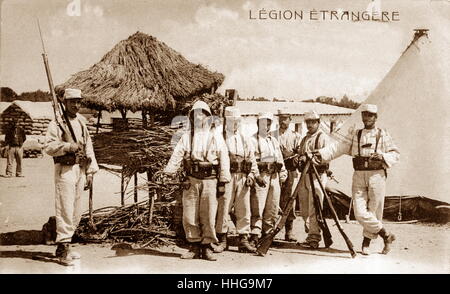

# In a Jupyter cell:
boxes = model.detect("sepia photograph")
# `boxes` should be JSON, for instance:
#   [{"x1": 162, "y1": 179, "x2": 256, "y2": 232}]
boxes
[{"x1": 0, "y1": 0, "x2": 449, "y2": 278}]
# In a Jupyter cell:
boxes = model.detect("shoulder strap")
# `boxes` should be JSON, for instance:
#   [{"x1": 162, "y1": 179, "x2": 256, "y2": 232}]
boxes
[
  {"x1": 239, "y1": 132, "x2": 246, "y2": 160},
  {"x1": 375, "y1": 128, "x2": 381, "y2": 153},
  {"x1": 357, "y1": 129, "x2": 363, "y2": 156},
  {"x1": 299, "y1": 136, "x2": 307, "y2": 154},
  {"x1": 257, "y1": 136, "x2": 261, "y2": 156},
  {"x1": 189, "y1": 124, "x2": 194, "y2": 159},
  {"x1": 78, "y1": 119, "x2": 86, "y2": 143},
  {"x1": 314, "y1": 132, "x2": 322, "y2": 150}
]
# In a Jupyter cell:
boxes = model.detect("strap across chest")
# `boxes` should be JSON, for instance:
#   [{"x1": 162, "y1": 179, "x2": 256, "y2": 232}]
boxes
[{"x1": 357, "y1": 128, "x2": 381, "y2": 156}]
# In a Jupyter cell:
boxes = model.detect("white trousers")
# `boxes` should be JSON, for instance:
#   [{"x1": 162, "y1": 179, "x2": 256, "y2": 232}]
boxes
[
  {"x1": 216, "y1": 172, "x2": 251, "y2": 235},
  {"x1": 182, "y1": 176, "x2": 219, "y2": 244},
  {"x1": 298, "y1": 172, "x2": 328, "y2": 242},
  {"x1": 352, "y1": 170, "x2": 386, "y2": 239},
  {"x1": 250, "y1": 172, "x2": 281, "y2": 236},
  {"x1": 54, "y1": 163, "x2": 86, "y2": 243}
]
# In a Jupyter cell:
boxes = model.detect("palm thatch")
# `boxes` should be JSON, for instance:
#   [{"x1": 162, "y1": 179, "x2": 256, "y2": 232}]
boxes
[{"x1": 56, "y1": 32, "x2": 224, "y2": 113}]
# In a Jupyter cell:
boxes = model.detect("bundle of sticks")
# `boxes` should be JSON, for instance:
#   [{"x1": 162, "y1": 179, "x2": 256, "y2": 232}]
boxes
[
  {"x1": 92, "y1": 125, "x2": 176, "y2": 178},
  {"x1": 74, "y1": 180, "x2": 184, "y2": 247}
]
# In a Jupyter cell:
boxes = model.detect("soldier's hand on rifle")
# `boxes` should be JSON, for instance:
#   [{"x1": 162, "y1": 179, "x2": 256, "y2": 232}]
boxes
[
  {"x1": 84, "y1": 174, "x2": 93, "y2": 191},
  {"x1": 294, "y1": 155, "x2": 306, "y2": 167},
  {"x1": 255, "y1": 175, "x2": 266, "y2": 188},
  {"x1": 245, "y1": 176, "x2": 255, "y2": 187},
  {"x1": 307, "y1": 151, "x2": 322, "y2": 165}
]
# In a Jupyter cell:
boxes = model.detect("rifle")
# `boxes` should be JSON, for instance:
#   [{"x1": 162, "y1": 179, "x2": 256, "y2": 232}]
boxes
[
  {"x1": 256, "y1": 160, "x2": 310, "y2": 256},
  {"x1": 38, "y1": 19, "x2": 97, "y2": 225},
  {"x1": 310, "y1": 161, "x2": 357, "y2": 258},
  {"x1": 308, "y1": 171, "x2": 333, "y2": 248},
  {"x1": 37, "y1": 18, "x2": 77, "y2": 143}
]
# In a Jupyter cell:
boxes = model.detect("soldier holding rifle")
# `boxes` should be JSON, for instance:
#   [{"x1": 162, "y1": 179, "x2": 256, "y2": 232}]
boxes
[
  {"x1": 276, "y1": 110, "x2": 303, "y2": 242},
  {"x1": 44, "y1": 89, "x2": 99, "y2": 266},
  {"x1": 296, "y1": 111, "x2": 331, "y2": 249}
]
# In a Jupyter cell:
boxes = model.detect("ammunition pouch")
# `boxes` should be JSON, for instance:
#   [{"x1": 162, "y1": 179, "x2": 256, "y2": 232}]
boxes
[
  {"x1": 352, "y1": 156, "x2": 385, "y2": 171},
  {"x1": 257, "y1": 161, "x2": 282, "y2": 174},
  {"x1": 284, "y1": 157, "x2": 298, "y2": 171},
  {"x1": 185, "y1": 160, "x2": 219, "y2": 179},
  {"x1": 54, "y1": 152, "x2": 91, "y2": 166},
  {"x1": 230, "y1": 160, "x2": 252, "y2": 174}
]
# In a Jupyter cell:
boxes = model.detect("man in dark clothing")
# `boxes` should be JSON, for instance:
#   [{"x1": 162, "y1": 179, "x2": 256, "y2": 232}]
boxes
[{"x1": 5, "y1": 120, "x2": 26, "y2": 177}]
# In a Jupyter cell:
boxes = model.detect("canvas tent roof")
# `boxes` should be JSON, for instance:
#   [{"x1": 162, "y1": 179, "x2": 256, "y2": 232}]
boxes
[
  {"x1": 5, "y1": 101, "x2": 54, "y2": 120},
  {"x1": 329, "y1": 28, "x2": 450, "y2": 203}
]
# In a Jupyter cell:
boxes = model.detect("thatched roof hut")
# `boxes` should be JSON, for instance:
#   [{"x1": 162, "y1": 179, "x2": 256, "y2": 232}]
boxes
[{"x1": 56, "y1": 32, "x2": 224, "y2": 115}]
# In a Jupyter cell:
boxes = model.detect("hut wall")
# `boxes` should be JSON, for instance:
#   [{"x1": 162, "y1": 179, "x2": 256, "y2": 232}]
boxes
[{"x1": 0, "y1": 105, "x2": 51, "y2": 136}]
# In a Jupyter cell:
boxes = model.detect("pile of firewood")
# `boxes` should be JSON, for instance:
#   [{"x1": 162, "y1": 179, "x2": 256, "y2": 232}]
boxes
[
  {"x1": 92, "y1": 125, "x2": 176, "y2": 178},
  {"x1": 74, "y1": 180, "x2": 184, "y2": 247}
]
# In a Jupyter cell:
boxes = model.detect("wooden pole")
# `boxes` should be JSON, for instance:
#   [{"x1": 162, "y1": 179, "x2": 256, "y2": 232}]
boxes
[
  {"x1": 95, "y1": 110, "x2": 101, "y2": 134},
  {"x1": 147, "y1": 170, "x2": 155, "y2": 227},
  {"x1": 149, "y1": 113, "x2": 154, "y2": 127},
  {"x1": 134, "y1": 172, "x2": 138, "y2": 203},
  {"x1": 120, "y1": 108, "x2": 127, "y2": 119},
  {"x1": 120, "y1": 167, "x2": 125, "y2": 206},
  {"x1": 88, "y1": 178, "x2": 96, "y2": 230},
  {"x1": 142, "y1": 109, "x2": 147, "y2": 129}
]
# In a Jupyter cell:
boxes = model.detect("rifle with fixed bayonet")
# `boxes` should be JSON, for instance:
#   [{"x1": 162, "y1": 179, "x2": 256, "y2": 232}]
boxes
[
  {"x1": 37, "y1": 18, "x2": 77, "y2": 143},
  {"x1": 38, "y1": 19, "x2": 96, "y2": 229}
]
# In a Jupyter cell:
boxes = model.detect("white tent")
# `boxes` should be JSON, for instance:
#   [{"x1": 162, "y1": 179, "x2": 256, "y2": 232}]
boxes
[{"x1": 330, "y1": 28, "x2": 450, "y2": 204}]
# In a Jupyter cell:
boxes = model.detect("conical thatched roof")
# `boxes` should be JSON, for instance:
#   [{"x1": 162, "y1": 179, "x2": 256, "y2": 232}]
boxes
[{"x1": 56, "y1": 32, "x2": 224, "y2": 112}]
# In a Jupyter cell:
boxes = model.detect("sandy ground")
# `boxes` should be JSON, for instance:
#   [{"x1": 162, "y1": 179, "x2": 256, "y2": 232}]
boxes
[{"x1": 0, "y1": 156, "x2": 449, "y2": 274}]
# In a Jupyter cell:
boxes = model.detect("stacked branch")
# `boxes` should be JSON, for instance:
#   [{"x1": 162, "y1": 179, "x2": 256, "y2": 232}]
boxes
[
  {"x1": 92, "y1": 125, "x2": 176, "y2": 178},
  {"x1": 74, "y1": 200, "x2": 177, "y2": 246},
  {"x1": 74, "y1": 180, "x2": 184, "y2": 247}
]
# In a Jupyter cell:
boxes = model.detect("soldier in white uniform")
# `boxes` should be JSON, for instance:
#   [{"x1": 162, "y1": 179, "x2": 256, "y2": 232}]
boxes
[
  {"x1": 44, "y1": 88, "x2": 99, "y2": 266},
  {"x1": 214, "y1": 107, "x2": 260, "y2": 253},
  {"x1": 249, "y1": 112, "x2": 288, "y2": 247},
  {"x1": 276, "y1": 110, "x2": 302, "y2": 242},
  {"x1": 164, "y1": 101, "x2": 231, "y2": 261},
  {"x1": 296, "y1": 111, "x2": 330, "y2": 249},
  {"x1": 316, "y1": 104, "x2": 399, "y2": 255}
]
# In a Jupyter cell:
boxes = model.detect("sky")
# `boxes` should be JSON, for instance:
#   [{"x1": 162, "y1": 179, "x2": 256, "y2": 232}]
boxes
[{"x1": 0, "y1": 0, "x2": 448, "y2": 101}]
